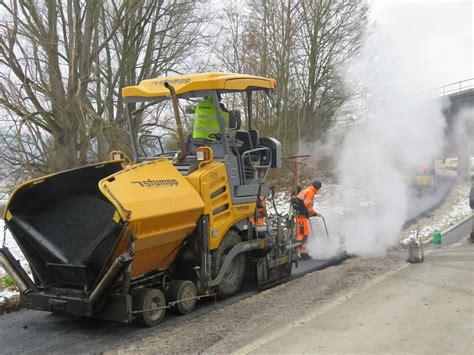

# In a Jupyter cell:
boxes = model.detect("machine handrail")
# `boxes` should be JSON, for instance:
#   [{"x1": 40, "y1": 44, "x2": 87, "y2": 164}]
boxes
[{"x1": 241, "y1": 147, "x2": 272, "y2": 185}]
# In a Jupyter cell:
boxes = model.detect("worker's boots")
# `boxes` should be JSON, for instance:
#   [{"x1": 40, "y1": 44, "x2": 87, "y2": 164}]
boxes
[{"x1": 298, "y1": 237, "x2": 311, "y2": 259}]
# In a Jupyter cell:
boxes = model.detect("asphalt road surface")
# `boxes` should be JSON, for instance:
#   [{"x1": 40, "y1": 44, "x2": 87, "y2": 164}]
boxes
[
  {"x1": 0, "y1": 251, "x2": 346, "y2": 353},
  {"x1": 241, "y1": 220, "x2": 473, "y2": 354}
]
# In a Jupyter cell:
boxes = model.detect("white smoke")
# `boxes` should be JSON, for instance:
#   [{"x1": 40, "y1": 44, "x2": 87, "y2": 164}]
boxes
[
  {"x1": 335, "y1": 99, "x2": 446, "y2": 256},
  {"x1": 306, "y1": 6, "x2": 452, "y2": 257},
  {"x1": 452, "y1": 107, "x2": 474, "y2": 179},
  {"x1": 308, "y1": 232, "x2": 343, "y2": 260}
]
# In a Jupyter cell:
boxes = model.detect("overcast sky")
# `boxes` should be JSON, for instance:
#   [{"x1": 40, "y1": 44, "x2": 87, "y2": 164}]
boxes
[
  {"x1": 0, "y1": 0, "x2": 471, "y2": 92},
  {"x1": 370, "y1": 0, "x2": 473, "y2": 91}
]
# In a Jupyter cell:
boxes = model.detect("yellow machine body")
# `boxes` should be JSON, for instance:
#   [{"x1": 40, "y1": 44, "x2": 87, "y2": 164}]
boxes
[
  {"x1": 100, "y1": 158, "x2": 256, "y2": 276},
  {"x1": 186, "y1": 161, "x2": 256, "y2": 251},
  {"x1": 99, "y1": 159, "x2": 204, "y2": 277}
]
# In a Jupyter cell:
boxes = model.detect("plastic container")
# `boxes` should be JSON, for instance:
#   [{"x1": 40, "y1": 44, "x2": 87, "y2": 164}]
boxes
[{"x1": 432, "y1": 230, "x2": 442, "y2": 244}]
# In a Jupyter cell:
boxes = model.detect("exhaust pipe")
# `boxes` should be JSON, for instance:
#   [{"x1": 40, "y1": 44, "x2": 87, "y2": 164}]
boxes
[
  {"x1": 0, "y1": 247, "x2": 34, "y2": 293},
  {"x1": 89, "y1": 253, "x2": 132, "y2": 304},
  {"x1": 164, "y1": 82, "x2": 188, "y2": 160}
]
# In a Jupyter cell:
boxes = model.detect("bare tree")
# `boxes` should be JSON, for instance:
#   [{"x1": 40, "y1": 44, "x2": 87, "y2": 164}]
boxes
[
  {"x1": 0, "y1": 0, "x2": 207, "y2": 180},
  {"x1": 215, "y1": 0, "x2": 368, "y2": 153},
  {"x1": 295, "y1": 0, "x2": 368, "y2": 141}
]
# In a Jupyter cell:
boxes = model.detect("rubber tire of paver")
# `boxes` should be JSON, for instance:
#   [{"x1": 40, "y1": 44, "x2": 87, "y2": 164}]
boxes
[
  {"x1": 133, "y1": 288, "x2": 166, "y2": 327},
  {"x1": 212, "y1": 230, "x2": 246, "y2": 298},
  {"x1": 166, "y1": 280, "x2": 197, "y2": 315}
]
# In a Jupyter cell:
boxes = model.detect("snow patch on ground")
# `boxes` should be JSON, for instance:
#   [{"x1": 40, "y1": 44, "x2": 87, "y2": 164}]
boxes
[
  {"x1": 0, "y1": 219, "x2": 30, "y2": 278},
  {"x1": 267, "y1": 183, "x2": 364, "y2": 218},
  {"x1": 0, "y1": 289, "x2": 18, "y2": 303},
  {"x1": 0, "y1": 219, "x2": 29, "y2": 308}
]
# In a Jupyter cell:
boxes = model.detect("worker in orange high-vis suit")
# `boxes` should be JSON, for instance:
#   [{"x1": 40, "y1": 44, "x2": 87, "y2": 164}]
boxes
[
  {"x1": 251, "y1": 194, "x2": 267, "y2": 226},
  {"x1": 295, "y1": 180, "x2": 322, "y2": 255}
]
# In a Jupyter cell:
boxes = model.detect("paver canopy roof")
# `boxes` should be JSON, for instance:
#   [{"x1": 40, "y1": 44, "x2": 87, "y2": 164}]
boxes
[{"x1": 122, "y1": 72, "x2": 276, "y2": 99}]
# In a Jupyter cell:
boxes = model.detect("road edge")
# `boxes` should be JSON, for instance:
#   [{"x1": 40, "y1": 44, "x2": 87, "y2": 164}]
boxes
[{"x1": 421, "y1": 214, "x2": 472, "y2": 246}]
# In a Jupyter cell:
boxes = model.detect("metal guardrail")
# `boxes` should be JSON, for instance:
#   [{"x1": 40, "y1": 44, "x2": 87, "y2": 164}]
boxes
[{"x1": 425, "y1": 78, "x2": 474, "y2": 99}]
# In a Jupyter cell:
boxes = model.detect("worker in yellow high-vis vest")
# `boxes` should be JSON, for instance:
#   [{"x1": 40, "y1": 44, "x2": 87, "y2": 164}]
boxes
[{"x1": 193, "y1": 95, "x2": 230, "y2": 142}]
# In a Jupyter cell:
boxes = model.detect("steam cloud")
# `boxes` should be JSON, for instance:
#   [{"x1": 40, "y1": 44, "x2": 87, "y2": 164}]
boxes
[
  {"x1": 307, "y1": 97, "x2": 447, "y2": 259},
  {"x1": 453, "y1": 107, "x2": 474, "y2": 179},
  {"x1": 307, "y1": 15, "x2": 451, "y2": 257},
  {"x1": 335, "y1": 99, "x2": 446, "y2": 256}
]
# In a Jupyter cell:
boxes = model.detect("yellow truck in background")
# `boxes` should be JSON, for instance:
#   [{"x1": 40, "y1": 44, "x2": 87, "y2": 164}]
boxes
[
  {"x1": 410, "y1": 175, "x2": 435, "y2": 188},
  {"x1": 406, "y1": 161, "x2": 437, "y2": 195}
]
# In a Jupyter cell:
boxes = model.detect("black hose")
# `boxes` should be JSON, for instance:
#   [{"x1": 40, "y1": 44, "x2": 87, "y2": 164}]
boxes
[{"x1": 270, "y1": 186, "x2": 287, "y2": 218}]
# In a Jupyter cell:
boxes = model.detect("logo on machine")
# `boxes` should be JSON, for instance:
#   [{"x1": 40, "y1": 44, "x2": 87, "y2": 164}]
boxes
[
  {"x1": 154, "y1": 78, "x2": 191, "y2": 86},
  {"x1": 131, "y1": 179, "x2": 179, "y2": 188}
]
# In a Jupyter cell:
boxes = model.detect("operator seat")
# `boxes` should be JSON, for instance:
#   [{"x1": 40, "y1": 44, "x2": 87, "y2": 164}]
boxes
[
  {"x1": 232, "y1": 130, "x2": 260, "y2": 183},
  {"x1": 248, "y1": 129, "x2": 259, "y2": 149},
  {"x1": 233, "y1": 131, "x2": 253, "y2": 155}
]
